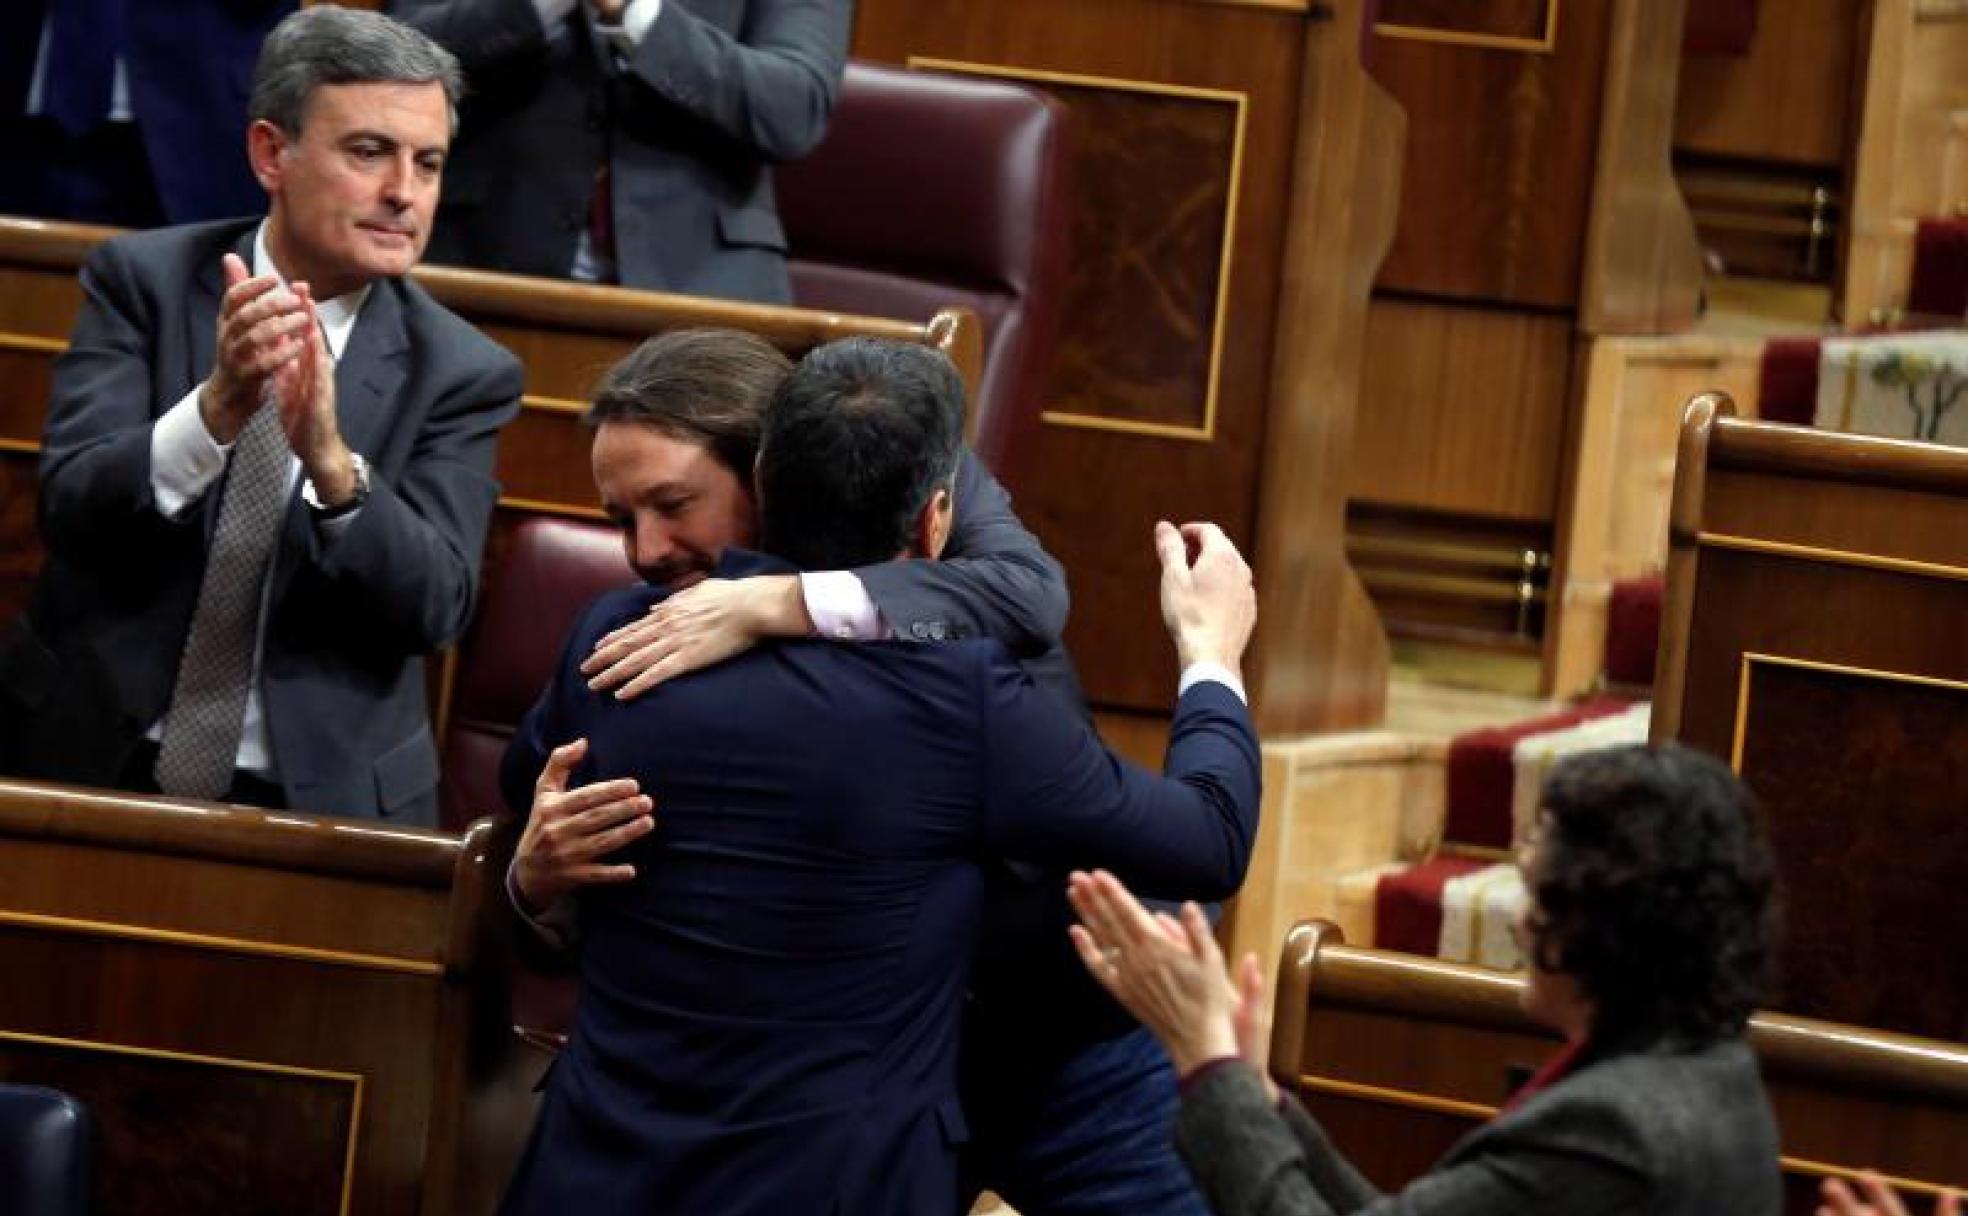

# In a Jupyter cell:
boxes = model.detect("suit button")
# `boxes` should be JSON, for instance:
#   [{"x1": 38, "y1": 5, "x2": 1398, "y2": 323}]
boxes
[
  {"x1": 910, "y1": 621, "x2": 929, "y2": 639},
  {"x1": 928, "y1": 622, "x2": 948, "y2": 640}
]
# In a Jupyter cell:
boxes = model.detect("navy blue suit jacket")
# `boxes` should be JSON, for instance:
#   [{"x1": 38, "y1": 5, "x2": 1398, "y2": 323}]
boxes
[
  {"x1": 496, "y1": 551, "x2": 1260, "y2": 1215},
  {"x1": 0, "y1": 1, "x2": 291, "y2": 223}
]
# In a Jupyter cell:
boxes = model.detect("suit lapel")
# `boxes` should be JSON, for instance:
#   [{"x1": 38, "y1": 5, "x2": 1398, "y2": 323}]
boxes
[{"x1": 333, "y1": 278, "x2": 410, "y2": 460}]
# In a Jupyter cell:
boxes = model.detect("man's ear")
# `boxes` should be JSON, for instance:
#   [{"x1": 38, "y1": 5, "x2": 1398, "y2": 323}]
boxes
[
  {"x1": 246, "y1": 120, "x2": 289, "y2": 193},
  {"x1": 914, "y1": 486, "x2": 954, "y2": 560}
]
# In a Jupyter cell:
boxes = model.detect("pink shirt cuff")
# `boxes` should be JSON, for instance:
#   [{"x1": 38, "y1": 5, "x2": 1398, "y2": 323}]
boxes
[{"x1": 799, "y1": 570, "x2": 886, "y2": 640}]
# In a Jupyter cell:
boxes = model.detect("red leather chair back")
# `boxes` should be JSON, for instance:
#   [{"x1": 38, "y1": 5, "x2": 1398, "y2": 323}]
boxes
[
  {"x1": 776, "y1": 61, "x2": 1074, "y2": 486},
  {"x1": 439, "y1": 518, "x2": 634, "y2": 833}
]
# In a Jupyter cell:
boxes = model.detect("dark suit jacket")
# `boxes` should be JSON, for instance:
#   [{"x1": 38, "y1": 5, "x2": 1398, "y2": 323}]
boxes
[
  {"x1": 0, "y1": 1, "x2": 290, "y2": 224},
  {"x1": 390, "y1": 0, "x2": 852, "y2": 302},
  {"x1": 496, "y1": 550, "x2": 1261, "y2": 1215},
  {"x1": 1174, "y1": 1041, "x2": 1781, "y2": 1216},
  {"x1": 0, "y1": 219, "x2": 522, "y2": 823}
]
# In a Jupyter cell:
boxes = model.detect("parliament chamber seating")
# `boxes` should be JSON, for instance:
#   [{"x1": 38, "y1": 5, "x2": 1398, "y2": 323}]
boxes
[
  {"x1": 1267, "y1": 921, "x2": 1968, "y2": 1212},
  {"x1": 0, "y1": 1085, "x2": 91, "y2": 1216},
  {"x1": 437, "y1": 517, "x2": 634, "y2": 1041},
  {"x1": 776, "y1": 60, "x2": 1074, "y2": 483},
  {"x1": 1654, "y1": 394, "x2": 1968, "y2": 1043}
]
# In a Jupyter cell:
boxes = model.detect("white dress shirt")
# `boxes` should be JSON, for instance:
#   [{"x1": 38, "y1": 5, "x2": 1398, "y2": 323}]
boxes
[{"x1": 145, "y1": 222, "x2": 371, "y2": 779}]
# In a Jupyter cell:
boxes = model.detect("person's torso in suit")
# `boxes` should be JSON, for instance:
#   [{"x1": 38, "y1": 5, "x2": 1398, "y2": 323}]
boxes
[
  {"x1": 1177, "y1": 1038, "x2": 1782, "y2": 1216},
  {"x1": 393, "y1": 0, "x2": 853, "y2": 302},
  {"x1": 1, "y1": 219, "x2": 522, "y2": 822},
  {"x1": 0, "y1": 0, "x2": 291, "y2": 223},
  {"x1": 497, "y1": 552, "x2": 1261, "y2": 1215}
]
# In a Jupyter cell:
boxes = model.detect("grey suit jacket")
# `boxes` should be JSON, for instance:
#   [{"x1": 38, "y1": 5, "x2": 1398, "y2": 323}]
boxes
[
  {"x1": 391, "y1": 0, "x2": 853, "y2": 302},
  {"x1": 0, "y1": 219, "x2": 522, "y2": 824},
  {"x1": 1175, "y1": 1042, "x2": 1781, "y2": 1216}
]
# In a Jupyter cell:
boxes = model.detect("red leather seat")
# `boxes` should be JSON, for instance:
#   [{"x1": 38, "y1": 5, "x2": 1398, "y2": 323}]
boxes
[
  {"x1": 776, "y1": 61, "x2": 1074, "y2": 485},
  {"x1": 439, "y1": 518, "x2": 633, "y2": 833}
]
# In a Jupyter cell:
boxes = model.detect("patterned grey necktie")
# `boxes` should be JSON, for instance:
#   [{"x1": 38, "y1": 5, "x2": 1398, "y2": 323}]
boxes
[{"x1": 154, "y1": 402, "x2": 293, "y2": 799}]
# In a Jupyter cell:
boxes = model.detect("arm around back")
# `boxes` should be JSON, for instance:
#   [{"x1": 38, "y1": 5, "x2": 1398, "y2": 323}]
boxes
[{"x1": 856, "y1": 448, "x2": 1069, "y2": 655}]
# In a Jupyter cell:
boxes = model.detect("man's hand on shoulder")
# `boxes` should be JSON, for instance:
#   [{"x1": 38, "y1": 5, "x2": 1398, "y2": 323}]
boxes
[
  {"x1": 582, "y1": 575, "x2": 811, "y2": 700},
  {"x1": 1155, "y1": 520, "x2": 1256, "y2": 675},
  {"x1": 513, "y1": 738, "x2": 656, "y2": 914}
]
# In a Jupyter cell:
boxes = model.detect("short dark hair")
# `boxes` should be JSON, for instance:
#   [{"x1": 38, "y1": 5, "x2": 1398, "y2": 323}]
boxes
[
  {"x1": 585, "y1": 329, "x2": 794, "y2": 480},
  {"x1": 250, "y1": 6, "x2": 464, "y2": 136},
  {"x1": 1526, "y1": 744, "x2": 1777, "y2": 1049},
  {"x1": 757, "y1": 338, "x2": 966, "y2": 571}
]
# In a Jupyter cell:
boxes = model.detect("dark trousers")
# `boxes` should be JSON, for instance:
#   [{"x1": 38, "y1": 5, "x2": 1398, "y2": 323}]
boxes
[{"x1": 0, "y1": 115, "x2": 165, "y2": 229}]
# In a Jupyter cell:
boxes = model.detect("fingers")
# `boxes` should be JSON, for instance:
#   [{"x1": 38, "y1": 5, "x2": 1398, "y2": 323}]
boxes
[
  {"x1": 1068, "y1": 870, "x2": 1160, "y2": 952},
  {"x1": 535, "y1": 738, "x2": 590, "y2": 796},
  {"x1": 1237, "y1": 952, "x2": 1267, "y2": 1009},
  {"x1": 1818, "y1": 1176, "x2": 1860, "y2": 1216},
  {"x1": 1153, "y1": 519, "x2": 1188, "y2": 576},
  {"x1": 1180, "y1": 900, "x2": 1225, "y2": 968},
  {"x1": 222, "y1": 252, "x2": 251, "y2": 288}
]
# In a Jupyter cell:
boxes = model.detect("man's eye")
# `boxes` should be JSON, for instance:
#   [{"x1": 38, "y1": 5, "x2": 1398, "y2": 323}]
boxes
[{"x1": 656, "y1": 498, "x2": 693, "y2": 517}]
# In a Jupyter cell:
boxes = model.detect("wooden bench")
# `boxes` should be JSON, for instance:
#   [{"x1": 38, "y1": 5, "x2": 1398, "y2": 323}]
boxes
[
  {"x1": 0, "y1": 782, "x2": 537, "y2": 1214},
  {"x1": 1268, "y1": 921, "x2": 1968, "y2": 1212}
]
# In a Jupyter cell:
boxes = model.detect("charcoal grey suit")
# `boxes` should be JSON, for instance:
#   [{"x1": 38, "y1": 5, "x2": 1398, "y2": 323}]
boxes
[
  {"x1": 1175, "y1": 1041, "x2": 1780, "y2": 1216},
  {"x1": 390, "y1": 0, "x2": 853, "y2": 302},
  {"x1": 0, "y1": 219, "x2": 522, "y2": 823}
]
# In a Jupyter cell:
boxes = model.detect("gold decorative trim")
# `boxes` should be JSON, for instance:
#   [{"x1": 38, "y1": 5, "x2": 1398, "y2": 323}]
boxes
[
  {"x1": 1375, "y1": 0, "x2": 1559, "y2": 52},
  {"x1": 1781, "y1": 1155, "x2": 1961, "y2": 1197},
  {"x1": 497, "y1": 494, "x2": 609, "y2": 522},
  {"x1": 0, "y1": 910, "x2": 441, "y2": 976},
  {"x1": 0, "y1": 1027, "x2": 363, "y2": 1216},
  {"x1": 1697, "y1": 532, "x2": 1968, "y2": 583},
  {"x1": 1731, "y1": 652, "x2": 1968, "y2": 770},
  {"x1": 1294, "y1": 1073, "x2": 1497, "y2": 1119},
  {"x1": 1438, "y1": 842, "x2": 1512, "y2": 863},
  {"x1": 0, "y1": 332, "x2": 67, "y2": 355},
  {"x1": 521, "y1": 393, "x2": 589, "y2": 417},
  {"x1": 908, "y1": 57, "x2": 1246, "y2": 444},
  {"x1": 0, "y1": 438, "x2": 41, "y2": 456}
]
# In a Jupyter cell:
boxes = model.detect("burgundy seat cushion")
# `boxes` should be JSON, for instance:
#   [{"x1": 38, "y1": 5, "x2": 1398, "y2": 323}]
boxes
[
  {"x1": 776, "y1": 61, "x2": 1073, "y2": 484},
  {"x1": 1604, "y1": 576, "x2": 1664, "y2": 689},
  {"x1": 1908, "y1": 217, "x2": 1968, "y2": 320},
  {"x1": 1758, "y1": 337, "x2": 1822, "y2": 426},
  {"x1": 439, "y1": 518, "x2": 634, "y2": 833}
]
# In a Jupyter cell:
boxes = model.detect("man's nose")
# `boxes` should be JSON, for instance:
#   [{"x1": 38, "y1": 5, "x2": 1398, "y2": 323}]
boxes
[{"x1": 632, "y1": 519, "x2": 676, "y2": 568}]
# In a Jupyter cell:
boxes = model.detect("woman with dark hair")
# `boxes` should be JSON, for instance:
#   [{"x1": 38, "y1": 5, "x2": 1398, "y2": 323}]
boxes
[{"x1": 1069, "y1": 743, "x2": 1783, "y2": 1216}]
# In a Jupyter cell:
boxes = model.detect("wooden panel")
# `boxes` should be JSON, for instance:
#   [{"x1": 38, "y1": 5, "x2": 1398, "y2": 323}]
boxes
[
  {"x1": 1656, "y1": 406, "x2": 1968, "y2": 1041},
  {"x1": 1843, "y1": 0, "x2": 1968, "y2": 322},
  {"x1": 0, "y1": 793, "x2": 537, "y2": 1215},
  {"x1": 1350, "y1": 299, "x2": 1573, "y2": 522},
  {"x1": 1375, "y1": 0, "x2": 1554, "y2": 47},
  {"x1": 851, "y1": 0, "x2": 1347, "y2": 714},
  {"x1": 0, "y1": 1029, "x2": 357, "y2": 1216},
  {"x1": 1674, "y1": 0, "x2": 1865, "y2": 169},
  {"x1": 1735, "y1": 657, "x2": 1968, "y2": 1040},
  {"x1": 940, "y1": 68, "x2": 1244, "y2": 438},
  {"x1": 1544, "y1": 333, "x2": 1764, "y2": 697},
  {"x1": 1368, "y1": 0, "x2": 1615, "y2": 308}
]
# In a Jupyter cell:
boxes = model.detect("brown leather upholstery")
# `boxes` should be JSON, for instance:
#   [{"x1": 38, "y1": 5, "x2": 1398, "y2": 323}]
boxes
[
  {"x1": 776, "y1": 61, "x2": 1074, "y2": 484},
  {"x1": 439, "y1": 517, "x2": 633, "y2": 833}
]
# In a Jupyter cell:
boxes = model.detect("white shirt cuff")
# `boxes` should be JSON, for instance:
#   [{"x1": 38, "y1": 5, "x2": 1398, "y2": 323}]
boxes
[
  {"x1": 533, "y1": 0, "x2": 580, "y2": 31},
  {"x1": 1179, "y1": 661, "x2": 1248, "y2": 706},
  {"x1": 506, "y1": 860, "x2": 576, "y2": 949},
  {"x1": 151, "y1": 385, "x2": 230, "y2": 519},
  {"x1": 800, "y1": 570, "x2": 886, "y2": 641},
  {"x1": 594, "y1": 0, "x2": 661, "y2": 52}
]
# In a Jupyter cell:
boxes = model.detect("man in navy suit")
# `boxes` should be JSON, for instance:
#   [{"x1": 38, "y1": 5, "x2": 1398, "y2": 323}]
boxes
[
  {"x1": 497, "y1": 337, "x2": 1262, "y2": 1214},
  {"x1": 0, "y1": 0, "x2": 294, "y2": 226}
]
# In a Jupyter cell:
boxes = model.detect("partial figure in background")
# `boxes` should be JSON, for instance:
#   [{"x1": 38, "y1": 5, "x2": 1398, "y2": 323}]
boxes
[
  {"x1": 0, "y1": 0, "x2": 296, "y2": 227},
  {"x1": 1072, "y1": 742, "x2": 1783, "y2": 1216},
  {"x1": 387, "y1": 0, "x2": 852, "y2": 302}
]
